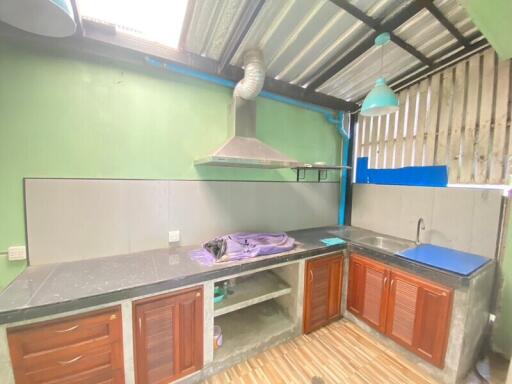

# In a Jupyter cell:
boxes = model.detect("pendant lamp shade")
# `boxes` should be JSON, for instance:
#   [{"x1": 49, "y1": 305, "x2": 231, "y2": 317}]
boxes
[
  {"x1": 360, "y1": 77, "x2": 399, "y2": 116},
  {"x1": 360, "y1": 32, "x2": 399, "y2": 117},
  {"x1": 0, "y1": 0, "x2": 76, "y2": 37}
]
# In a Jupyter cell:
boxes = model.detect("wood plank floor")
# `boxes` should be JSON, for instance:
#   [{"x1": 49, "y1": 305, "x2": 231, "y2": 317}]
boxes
[{"x1": 204, "y1": 320, "x2": 439, "y2": 384}]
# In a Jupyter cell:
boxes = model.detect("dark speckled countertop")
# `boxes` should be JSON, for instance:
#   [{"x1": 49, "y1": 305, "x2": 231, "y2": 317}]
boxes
[{"x1": 0, "y1": 226, "x2": 494, "y2": 324}]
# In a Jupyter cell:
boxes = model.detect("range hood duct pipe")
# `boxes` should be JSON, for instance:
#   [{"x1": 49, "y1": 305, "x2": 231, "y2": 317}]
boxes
[
  {"x1": 144, "y1": 56, "x2": 349, "y2": 140},
  {"x1": 233, "y1": 50, "x2": 265, "y2": 100},
  {"x1": 144, "y1": 55, "x2": 350, "y2": 223}
]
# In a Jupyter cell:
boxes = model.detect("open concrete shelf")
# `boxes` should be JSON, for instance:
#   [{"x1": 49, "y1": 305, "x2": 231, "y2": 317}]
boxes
[
  {"x1": 213, "y1": 299, "x2": 295, "y2": 364},
  {"x1": 214, "y1": 270, "x2": 291, "y2": 317}
]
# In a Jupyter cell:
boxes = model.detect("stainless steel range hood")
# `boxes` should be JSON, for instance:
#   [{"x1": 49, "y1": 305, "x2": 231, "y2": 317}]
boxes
[{"x1": 195, "y1": 97, "x2": 301, "y2": 169}]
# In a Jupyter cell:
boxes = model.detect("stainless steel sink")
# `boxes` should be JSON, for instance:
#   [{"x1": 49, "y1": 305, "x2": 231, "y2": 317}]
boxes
[{"x1": 354, "y1": 235, "x2": 415, "y2": 254}]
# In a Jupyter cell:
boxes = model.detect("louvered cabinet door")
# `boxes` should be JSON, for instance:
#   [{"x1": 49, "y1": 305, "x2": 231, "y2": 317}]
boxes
[
  {"x1": 327, "y1": 256, "x2": 343, "y2": 321},
  {"x1": 134, "y1": 287, "x2": 203, "y2": 384},
  {"x1": 386, "y1": 271, "x2": 420, "y2": 348},
  {"x1": 347, "y1": 256, "x2": 365, "y2": 315},
  {"x1": 413, "y1": 280, "x2": 453, "y2": 367},
  {"x1": 304, "y1": 254, "x2": 343, "y2": 334},
  {"x1": 386, "y1": 270, "x2": 453, "y2": 368},
  {"x1": 360, "y1": 260, "x2": 389, "y2": 332},
  {"x1": 176, "y1": 290, "x2": 204, "y2": 377},
  {"x1": 134, "y1": 296, "x2": 179, "y2": 384},
  {"x1": 348, "y1": 254, "x2": 389, "y2": 332}
]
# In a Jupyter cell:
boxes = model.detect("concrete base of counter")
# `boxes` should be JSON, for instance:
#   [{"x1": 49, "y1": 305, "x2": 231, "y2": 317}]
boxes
[
  {"x1": 0, "y1": 236, "x2": 495, "y2": 384},
  {"x1": 341, "y1": 251, "x2": 495, "y2": 384}
]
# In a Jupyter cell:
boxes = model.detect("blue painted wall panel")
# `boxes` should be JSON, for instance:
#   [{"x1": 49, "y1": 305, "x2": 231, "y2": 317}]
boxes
[{"x1": 355, "y1": 157, "x2": 448, "y2": 187}]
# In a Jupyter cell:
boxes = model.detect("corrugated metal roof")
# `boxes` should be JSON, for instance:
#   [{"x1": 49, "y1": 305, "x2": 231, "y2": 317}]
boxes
[
  {"x1": 184, "y1": 0, "x2": 250, "y2": 58},
  {"x1": 127, "y1": 0, "x2": 480, "y2": 109},
  {"x1": 435, "y1": 0, "x2": 479, "y2": 39},
  {"x1": 318, "y1": 42, "x2": 421, "y2": 101},
  {"x1": 181, "y1": 0, "x2": 479, "y2": 105}
]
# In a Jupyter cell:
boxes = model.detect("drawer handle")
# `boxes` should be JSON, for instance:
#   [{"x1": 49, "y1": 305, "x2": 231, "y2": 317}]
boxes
[
  {"x1": 55, "y1": 324, "x2": 79, "y2": 333},
  {"x1": 58, "y1": 355, "x2": 83, "y2": 365}
]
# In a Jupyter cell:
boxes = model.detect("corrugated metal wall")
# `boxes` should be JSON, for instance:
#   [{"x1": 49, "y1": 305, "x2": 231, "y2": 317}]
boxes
[{"x1": 355, "y1": 47, "x2": 512, "y2": 184}]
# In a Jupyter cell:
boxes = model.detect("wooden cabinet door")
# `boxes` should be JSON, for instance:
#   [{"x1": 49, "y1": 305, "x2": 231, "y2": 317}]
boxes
[
  {"x1": 177, "y1": 291, "x2": 204, "y2": 377},
  {"x1": 134, "y1": 287, "x2": 203, "y2": 384},
  {"x1": 348, "y1": 254, "x2": 389, "y2": 332},
  {"x1": 360, "y1": 258, "x2": 389, "y2": 332},
  {"x1": 386, "y1": 271, "x2": 419, "y2": 349},
  {"x1": 327, "y1": 255, "x2": 343, "y2": 322},
  {"x1": 347, "y1": 256, "x2": 365, "y2": 316},
  {"x1": 386, "y1": 270, "x2": 452, "y2": 367},
  {"x1": 304, "y1": 253, "x2": 343, "y2": 334},
  {"x1": 412, "y1": 276, "x2": 453, "y2": 367}
]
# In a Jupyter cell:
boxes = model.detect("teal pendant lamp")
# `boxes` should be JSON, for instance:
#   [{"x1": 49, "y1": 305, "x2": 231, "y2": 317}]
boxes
[
  {"x1": 0, "y1": 0, "x2": 76, "y2": 37},
  {"x1": 361, "y1": 33, "x2": 399, "y2": 116}
]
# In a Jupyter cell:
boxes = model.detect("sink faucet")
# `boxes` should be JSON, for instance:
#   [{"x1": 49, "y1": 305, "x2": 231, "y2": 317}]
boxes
[{"x1": 416, "y1": 217, "x2": 425, "y2": 245}]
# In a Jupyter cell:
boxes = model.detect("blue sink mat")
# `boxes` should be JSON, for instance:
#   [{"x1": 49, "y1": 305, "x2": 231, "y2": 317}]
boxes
[
  {"x1": 320, "y1": 237, "x2": 346, "y2": 246},
  {"x1": 397, "y1": 244, "x2": 490, "y2": 276}
]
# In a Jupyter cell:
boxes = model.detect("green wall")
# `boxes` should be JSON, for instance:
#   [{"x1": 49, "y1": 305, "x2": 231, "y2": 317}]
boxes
[
  {"x1": 461, "y1": 0, "x2": 512, "y2": 59},
  {"x1": 494, "y1": 208, "x2": 512, "y2": 358},
  {"x1": 0, "y1": 40, "x2": 341, "y2": 289}
]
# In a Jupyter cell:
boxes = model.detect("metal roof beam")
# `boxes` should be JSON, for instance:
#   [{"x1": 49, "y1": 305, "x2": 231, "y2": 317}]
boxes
[
  {"x1": 423, "y1": 2, "x2": 471, "y2": 48},
  {"x1": 69, "y1": 0, "x2": 83, "y2": 36},
  {"x1": 217, "y1": 0, "x2": 266, "y2": 74},
  {"x1": 330, "y1": 0, "x2": 431, "y2": 65},
  {"x1": 389, "y1": 37, "x2": 488, "y2": 92},
  {"x1": 306, "y1": 0, "x2": 432, "y2": 92},
  {"x1": 0, "y1": 21, "x2": 357, "y2": 111},
  {"x1": 178, "y1": 0, "x2": 196, "y2": 50}
]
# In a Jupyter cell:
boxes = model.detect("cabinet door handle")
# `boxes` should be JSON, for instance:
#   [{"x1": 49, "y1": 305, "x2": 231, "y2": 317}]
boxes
[
  {"x1": 390, "y1": 279, "x2": 396, "y2": 290},
  {"x1": 309, "y1": 270, "x2": 314, "y2": 283},
  {"x1": 58, "y1": 355, "x2": 83, "y2": 365},
  {"x1": 383, "y1": 276, "x2": 388, "y2": 286},
  {"x1": 55, "y1": 324, "x2": 79, "y2": 333}
]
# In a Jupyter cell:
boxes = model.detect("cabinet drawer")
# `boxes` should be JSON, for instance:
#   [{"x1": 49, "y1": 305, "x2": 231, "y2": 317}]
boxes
[
  {"x1": 8, "y1": 306, "x2": 124, "y2": 384},
  {"x1": 13, "y1": 342, "x2": 124, "y2": 384},
  {"x1": 8, "y1": 307, "x2": 122, "y2": 360}
]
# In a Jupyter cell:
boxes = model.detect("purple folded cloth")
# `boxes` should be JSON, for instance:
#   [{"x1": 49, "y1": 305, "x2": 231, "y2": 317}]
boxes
[{"x1": 192, "y1": 232, "x2": 295, "y2": 265}]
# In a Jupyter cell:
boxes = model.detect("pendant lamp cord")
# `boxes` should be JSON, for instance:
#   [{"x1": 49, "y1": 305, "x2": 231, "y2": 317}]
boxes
[{"x1": 380, "y1": 41, "x2": 384, "y2": 77}]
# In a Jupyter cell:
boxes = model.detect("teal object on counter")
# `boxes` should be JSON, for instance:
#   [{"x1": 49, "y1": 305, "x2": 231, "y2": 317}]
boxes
[{"x1": 320, "y1": 237, "x2": 346, "y2": 246}]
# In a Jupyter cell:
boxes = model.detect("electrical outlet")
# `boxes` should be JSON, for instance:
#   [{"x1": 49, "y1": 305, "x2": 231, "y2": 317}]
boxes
[
  {"x1": 8, "y1": 246, "x2": 26, "y2": 261},
  {"x1": 168, "y1": 230, "x2": 180, "y2": 243}
]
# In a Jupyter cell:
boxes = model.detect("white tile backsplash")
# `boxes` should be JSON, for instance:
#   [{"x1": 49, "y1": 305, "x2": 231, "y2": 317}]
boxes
[
  {"x1": 470, "y1": 189, "x2": 502, "y2": 258},
  {"x1": 430, "y1": 187, "x2": 476, "y2": 253},
  {"x1": 127, "y1": 180, "x2": 169, "y2": 253},
  {"x1": 397, "y1": 187, "x2": 435, "y2": 242},
  {"x1": 351, "y1": 184, "x2": 502, "y2": 258},
  {"x1": 26, "y1": 180, "x2": 132, "y2": 264},
  {"x1": 25, "y1": 179, "x2": 339, "y2": 265}
]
